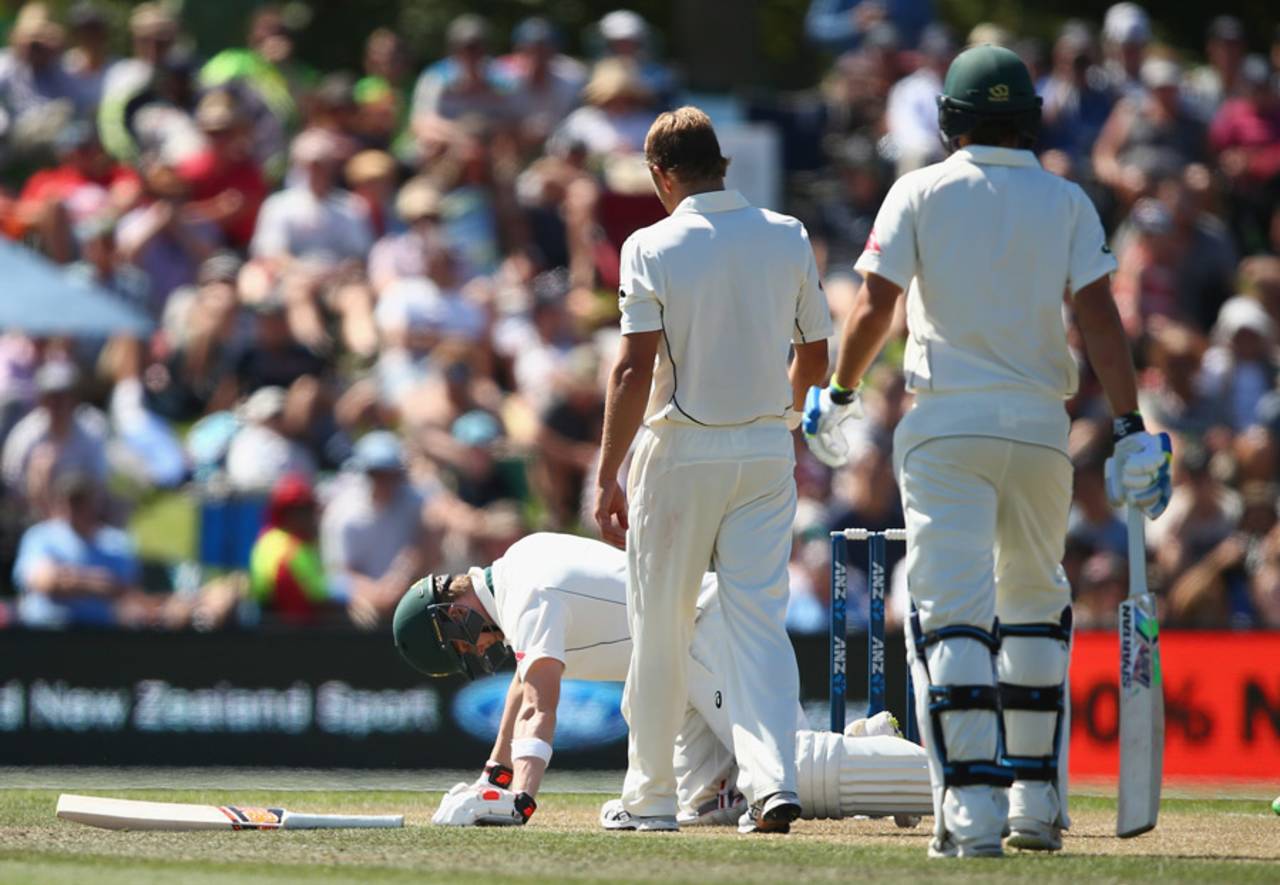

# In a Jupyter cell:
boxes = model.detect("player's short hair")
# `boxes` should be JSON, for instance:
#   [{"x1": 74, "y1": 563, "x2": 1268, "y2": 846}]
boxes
[
  {"x1": 644, "y1": 106, "x2": 730, "y2": 182},
  {"x1": 443, "y1": 574, "x2": 473, "y2": 602},
  {"x1": 965, "y1": 117, "x2": 1035, "y2": 149}
]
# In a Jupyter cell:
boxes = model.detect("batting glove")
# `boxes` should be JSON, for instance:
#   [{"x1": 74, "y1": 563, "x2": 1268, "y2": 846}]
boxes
[
  {"x1": 432, "y1": 783, "x2": 536, "y2": 827},
  {"x1": 1104, "y1": 413, "x2": 1172, "y2": 520},
  {"x1": 802, "y1": 383, "x2": 864, "y2": 468}
]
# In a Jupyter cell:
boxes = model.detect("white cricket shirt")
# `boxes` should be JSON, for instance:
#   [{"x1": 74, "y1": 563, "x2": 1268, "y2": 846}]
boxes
[
  {"x1": 619, "y1": 190, "x2": 834, "y2": 427},
  {"x1": 855, "y1": 146, "x2": 1117, "y2": 453},
  {"x1": 488, "y1": 533, "x2": 716, "y2": 682}
]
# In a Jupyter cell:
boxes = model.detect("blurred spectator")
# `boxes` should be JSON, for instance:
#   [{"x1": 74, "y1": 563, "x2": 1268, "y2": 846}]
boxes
[
  {"x1": 230, "y1": 292, "x2": 325, "y2": 396},
  {"x1": 1073, "y1": 551, "x2": 1126, "y2": 629},
  {"x1": 1147, "y1": 440, "x2": 1239, "y2": 582},
  {"x1": 550, "y1": 59, "x2": 655, "y2": 158},
  {"x1": 368, "y1": 177, "x2": 443, "y2": 293},
  {"x1": 355, "y1": 29, "x2": 410, "y2": 150},
  {"x1": 1094, "y1": 57, "x2": 1207, "y2": 202},
  {"x1": 808, "y1": 136, "x2": 888, "y2": 276},
  {"x1": 225, "y1": 385, "x2": 315, "y2": 493},
  {"x1": 0, "y1": 4, "x2": 85, "y2": 165},
  {"x1": 12, "y1": 121, "x2": 139, "y2": 262},
  {"x1": 100, "y1": 1, "x2": 180, "y2": 110},
  {"x1": 885, "y1": 23, "x2": 955, "y2": 174},
  {"x1": 1066, "y1": 423, "x2": 1127, "y2": 559},
  {"x1": 2, "y1": 361, "x2": 106, "y2": 509},
  {"x1": 1250, "y1": 518, "x2": 1280, "y2": 626},
  {"x1": 345, "y1": 149, "x2": 400, "y2": 238},
  {"x1": 1038, "y1": 23, "x2": 1115, "y2": 178},
  {"x1": 100, "y1": 44, "x2": 204, "y2": 166},
  {"x1": 804, "y1": 0, "x2": 933, "y2": 54},
  {"x1": 1200, "y1": 295, "x2": 1277, "y2": 431},
  {"x1": 62, "y1": 1, "x2": 115, "y2": 109},
  {"x1": 1210, "y1": 55, "x2": 1280, "y2": 255},
  {"x1": 248, "y1": 472, "x2": 345, "y2": 626},
  {"x1": 116, "y1": 160, "x2": 219, "y2": 316},
  {"x1": 410, "y1": 14, "x2": 511, "y2": 130},
  {"x1": 178, "y1": 90, "x2": 270, "y2": 250},
  {"x1": 534, "y1": 345, "x2": 604, "y2": 528},
  {"x1": 499, "y1": 17, "x2": 587, "y2": 148},
  {"x1": 66, "y1": 214, "x2": 150, "y2": 308},
  {"x1": 1100, "y1": 2, "x2": 1151, "y2": 99},
  {"x1": 321, "y1": 430, "x2": 433, "y2": 622},
  {"x1": 1139, "y1": 322, "x2": 1231, "y2": 438},
  {"x1": 12, "y1": 472, "x2": 144, "y2": 628},
  {"x1": 1112, "y1": 198, "x2": 1180, "y2": 335},
  {"x1": 200, "y1": 4, "x2": 311, "y2": 129},
  {"x1": 594, "y1": 9, "x2": 677, "y2": 107},
  {"x1": 1184, "y1": 15, "x2": 1247, "y2": 122}
]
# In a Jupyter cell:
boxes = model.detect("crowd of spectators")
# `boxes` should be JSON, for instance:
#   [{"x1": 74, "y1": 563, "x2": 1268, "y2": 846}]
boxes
[{"x1": 0, "y1": 1, "x2": 1275, "y2": 634}]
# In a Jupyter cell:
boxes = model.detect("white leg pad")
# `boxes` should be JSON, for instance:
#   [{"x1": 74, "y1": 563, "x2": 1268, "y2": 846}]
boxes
[
  {"x1": 794, "y1": 730, "x2": 932, "y2": 819},
  {"x1": 998, "y1": 625, "x2": 1071, "y2": 829}
]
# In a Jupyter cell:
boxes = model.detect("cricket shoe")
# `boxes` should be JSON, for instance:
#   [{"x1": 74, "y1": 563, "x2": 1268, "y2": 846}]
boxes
[
  {"x1": 599, "y1": 799, "x2": 678, "y2": 832},
  {"x1": 677, "y1": 789, "x2": 746, "y2": 827},
  {"x1": 844, "y1": 711, "x2": 902, "y2": 739},
  {"x1": 1005, "y1": 818, "x2": 1063, "y2": 852},
  {"x1": 737, "y1": 791, "x2": 801, "y2": 834},
  {"x1": 928, "y1": 834, "x2": 1004, "y2": 859}
]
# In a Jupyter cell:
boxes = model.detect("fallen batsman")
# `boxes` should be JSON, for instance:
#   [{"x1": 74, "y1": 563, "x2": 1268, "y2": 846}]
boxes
[{"x1": 392, "y1": 532, "x2": 931, "y2": 831}]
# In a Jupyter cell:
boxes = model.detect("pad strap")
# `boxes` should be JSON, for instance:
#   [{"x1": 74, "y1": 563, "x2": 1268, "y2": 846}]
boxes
[
  {"x1": 514, "y1": 792, "x2": 537, "y2": 823},
  {"x1": 942, "y1": 761, "x2": 1016, "y2": 788},
  {"x1": 911, "y1": 613, "x2": 1001, "y2": 654},
  {"x1": 999, "y1": 682, "x2": 1064, "y2": 712},
  {"x1": 999, "y1": 608, "x2": 1072, "y2": 643},
  {"x1": 929, "y1": 684, "x2": 1000, "y2": 713},
  {"x1": 483, "y1": 761, "x2": 514, "y2": 789}
]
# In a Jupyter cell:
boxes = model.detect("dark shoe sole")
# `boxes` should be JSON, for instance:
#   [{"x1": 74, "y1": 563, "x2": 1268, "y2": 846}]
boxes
[{"x1": 758, "y1": 801, "x2": 801, "y2": 834}]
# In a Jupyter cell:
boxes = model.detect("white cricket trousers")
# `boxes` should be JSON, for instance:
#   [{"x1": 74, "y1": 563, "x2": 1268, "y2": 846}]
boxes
[{"x1": 621, "y1": 419, "x2": 799, "y2": 817}]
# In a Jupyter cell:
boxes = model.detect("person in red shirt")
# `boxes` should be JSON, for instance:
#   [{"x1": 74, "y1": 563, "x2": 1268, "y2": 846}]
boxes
[
  {"x1": 1211, "y1": 56, "x2": 1280, "y2": 252},
  {"x1": 12, "y1": 121, "x2": 139, "y2": 260},
  {"x1": 178, "y1": 90, "x2": 268, "y2": 249}
]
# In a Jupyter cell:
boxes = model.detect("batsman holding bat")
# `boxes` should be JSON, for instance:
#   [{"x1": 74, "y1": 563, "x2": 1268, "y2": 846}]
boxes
[
  {"x1": 392, "y1": 533, "x2": 932, "y2": 828},
  {"x1": 803, "y1": 45, "x2": 1171, "y2": 857}
]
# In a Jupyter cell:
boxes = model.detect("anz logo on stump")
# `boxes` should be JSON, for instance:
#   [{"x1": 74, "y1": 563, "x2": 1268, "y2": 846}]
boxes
[{"x1": 452, "y1": 676, "x2": 627, "y2": 750}]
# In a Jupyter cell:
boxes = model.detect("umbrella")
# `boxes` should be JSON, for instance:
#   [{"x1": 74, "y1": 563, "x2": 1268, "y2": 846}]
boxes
[{"x1": 0, "y1": 238, "x2": 153, "y2": 337}]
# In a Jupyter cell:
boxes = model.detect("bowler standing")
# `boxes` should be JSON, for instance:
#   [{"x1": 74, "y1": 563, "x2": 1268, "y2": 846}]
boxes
[{"x1": 594, "y1": 107, "x2": 833, "y2": 833}]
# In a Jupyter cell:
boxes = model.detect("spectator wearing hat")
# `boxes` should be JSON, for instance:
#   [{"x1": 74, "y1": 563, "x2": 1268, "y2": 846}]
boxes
[
  {"x1": 1185, "y1": 16, "x2": 1248, "y2": 122},
  {"x1": 62, "y1": 1, "x2": 116, "y2": 109},
  {"x1": 225, "y1": 386, "x2": 315, "y2": 493},
  {"x1": 2, "y1": 361, "x2": 107, "y2": 510},
  {"x1": 499, "y1": 17, "x2": 588, "y2": 148},
  {"x1": 595, "y1": 9, "x2": 678, "y2": 107},
  {"x1": 550, "y1": 58, "x2": 656, "y2": 158},
  {"x1": 0, "y1": 4, "x2": 89, "y2": 146},
  {"x1": 1210, "y1": 56, "x2": 1280, "y2": 253},
  {"x1": 12, "y1": 471, "x2": 146, "y2": 628},
  {"x1": 1038, "y1": 23, "x2": 1116, "y2": 178},
  {"x1": 368, "y1": 177, "x2": 443, "y2": 294},
  {"x1": 803, "y1": 0, "x2": 933, "y2": 55},
  {"x1": 178, "y1": 90, "x2": 269, "y2": 249},
  {"x1": 410, "y1": 13, "x2": 513, "y2": 133},
  {"x1": 885, "y1": 23, "x2": 955, "y2": 174},
  {"x1": 1094, "y1": 56, "x2": 1207, "y2": 201},
  {"x1": 320, "y1": 430, "x2": 435, "y2": 623},
  {"x1": 1201, "y1": 295, "x2": 1278, "y2": 432},
  {"x1": 1100, "y1": 2, "x2": 1151, "y2": 100},
  {"x1": 345, "y1": 149, "x2": 400, "y2": 239},
  {"x1": 248, "y1": 472, "x2": 347, "y2": 626}
]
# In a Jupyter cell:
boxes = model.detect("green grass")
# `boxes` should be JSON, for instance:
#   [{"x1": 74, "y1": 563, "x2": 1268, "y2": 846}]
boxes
[
  {"x1": 2, "y1": 789, "x2": 1277, "y2": 884},
  {"x1": 129, "y1": 492, "x2": 197, "y2": 564}
]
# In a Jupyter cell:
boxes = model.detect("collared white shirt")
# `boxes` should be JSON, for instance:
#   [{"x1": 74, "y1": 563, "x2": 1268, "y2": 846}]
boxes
[
  {"x1": 856, "y1": 146, "x2": 1116, "y2": 405},
  {"x1": 618, "y1": 189, "x2": 834, "y2": 427}
]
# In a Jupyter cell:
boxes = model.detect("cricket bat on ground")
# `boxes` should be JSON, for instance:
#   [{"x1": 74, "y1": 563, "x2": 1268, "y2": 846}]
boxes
[
  {"x1": 1116, "y1": 504, "x2": 1163, "y2": 838},
  {"x1": 56, "y1": 794, "x2": 404, "y2": 831}
]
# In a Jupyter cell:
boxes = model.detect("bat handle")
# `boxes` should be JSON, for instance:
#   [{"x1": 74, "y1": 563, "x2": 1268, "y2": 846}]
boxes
[{"x1": 1126, "y1": 505, "x2": 1148, "y2": 598}]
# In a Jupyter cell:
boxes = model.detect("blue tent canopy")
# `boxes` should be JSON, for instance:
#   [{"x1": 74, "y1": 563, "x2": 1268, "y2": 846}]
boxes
[{"x1": 0, "y1": 238, "x2": 153, "y2": 337}]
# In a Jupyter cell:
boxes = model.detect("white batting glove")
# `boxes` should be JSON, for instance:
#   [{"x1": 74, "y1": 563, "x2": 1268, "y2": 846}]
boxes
[
  {"x1": 1104, "y1": 416, "x2": 1172, "y2": 520},
  {"x1": 432, "y1": 782, "x2": 534, "y2": 827},
  {"x1": 802, "y1": 384, "x2": 864, "y2": 468}
]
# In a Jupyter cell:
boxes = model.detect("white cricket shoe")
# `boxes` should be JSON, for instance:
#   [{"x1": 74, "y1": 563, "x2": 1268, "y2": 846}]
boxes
[
  {"x1": 927, "y1": 785, "x2": 1007, "y2": 858},
  {"x1": 928, "y1": 834, "x2": 1004, "y2": 858},
  {"x1": 1005, "y1": 781, "x2": 1063, "y2": 851},
  {"x1": 599, "y1": 799, "x2": 678, "y2": 832},
  {"x1": 737, "y1": 791, "x2": 801, "y2": 834},
  {"x1": 844, "y1": 711, "x2": 902, "y2": 739}
]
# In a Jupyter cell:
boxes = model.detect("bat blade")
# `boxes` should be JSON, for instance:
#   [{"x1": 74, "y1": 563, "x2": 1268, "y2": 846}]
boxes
[
  {"x1": 1117, "y1": 506, "x2": 1164, "y2": 838},
  {"x1": 56, "y1": 794, "x2": 404, "y2": 831}
]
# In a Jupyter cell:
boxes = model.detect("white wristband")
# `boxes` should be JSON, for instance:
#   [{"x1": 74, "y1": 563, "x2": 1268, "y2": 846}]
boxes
[{"x1": 511, "y1": 737, "x2": 553, "y2": 765}]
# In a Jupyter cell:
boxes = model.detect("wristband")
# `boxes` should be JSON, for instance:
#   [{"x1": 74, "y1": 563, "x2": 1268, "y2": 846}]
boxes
[
  {"x1": 511, "y1": 737, "x2": 554, "y2": 765},
  {"x1": 1112, "y1": 411, "x2": 1146, "y2": 441},
  {"x1": 483, "y1": 760, "x2": 514, "y2": 789},
  {"x1": 514, "y1": 792, "x2": 537, "y2": 823},
  {"x1": 829, "y1": 375, "x2": 857, "y2": 406}
]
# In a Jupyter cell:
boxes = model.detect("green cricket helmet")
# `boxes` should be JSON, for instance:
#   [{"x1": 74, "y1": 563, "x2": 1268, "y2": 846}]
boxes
[
  {"x1": 392, "y1": 574, "x2": 508, "y2": 679},
  {"x1": 937, "y1": 43, "x2": 1042, "y2": 152}
]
